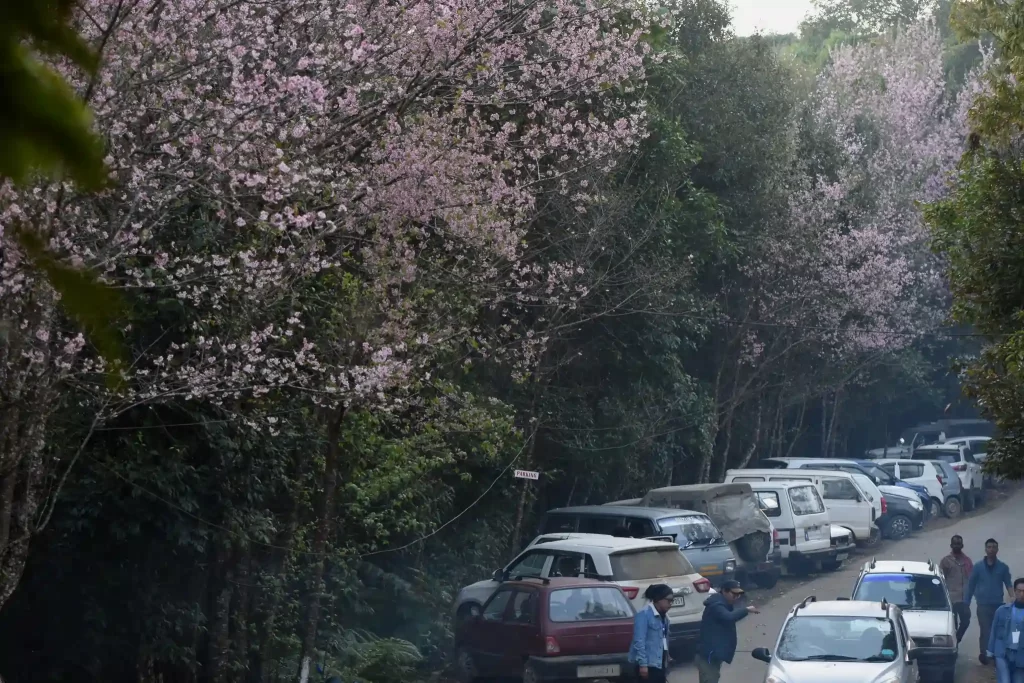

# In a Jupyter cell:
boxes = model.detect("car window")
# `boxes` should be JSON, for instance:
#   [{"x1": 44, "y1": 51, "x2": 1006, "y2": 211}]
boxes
[
  {"x1": 776, "y1": 616, "x2": 898, "y2": 662},
  {"x1": 483, "y1": 589, "x2": 514, "y2": 621},
  {"x1": 583, "y1": 554, "x2": 599, "y2": 577},
  {"x1": 549, "y1": 552, "x2": 584, "y2": 578},
  {"x1": 853, "y1": 573, "x2": 950, "y2": 610},
  {"x1": 506, "y1": 551, "x2": 548, "y2": 578},
  {"x1": 755, "y1": 491, "x2": 782, "y2": 517},
  {"x1": 879, "y1": 463, "x2": 897, "y2": 478},
  {"x1": 577, "y1": 515, "x2": 622, "y2": 535},
  {"x1": 963, "y1": 450, "x2": 977, "y2": 464},
  {"x1": 899, "y1": 463, "x2": 925, "y2": 479},
  {"x1": 823, "y1": 479, "x2": 860, "y2": 501},
  {"x1": 609, "y1": 548, "x2": 694, "y2": 580},
  {"x1": 657, "y1": 515, "x2": 721, "y2": 547},
  {"x1": 509, "y1": 589, "x2": 538, "y2": 624},
  {"x1": 971, "y1": 440, "x2": 989, "y2": 454},
  {"x1": 625, "y1": 518, "x2": 656, "y2": 537},
  {"x1": 541, "y1": 514, "x2": 577, "y2": 534},
  {"x1": 548, "y1": 587, "x2": 633, "y2": 622},
  {"x1": 789, "y1": 485, "x2": 826, "y2": 515}
]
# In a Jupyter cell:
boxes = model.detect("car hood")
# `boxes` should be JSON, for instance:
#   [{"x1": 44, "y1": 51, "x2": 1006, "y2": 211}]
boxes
[
  {"x1": 458, "y1": 578, "x2": 498, "y2": 597},
  {"x1": 879, "y1": 485, "x2": 917, "y2": 501},
  {"x1": 767, "y1": 659, "x2": 903, "y2": 683},
  {"x1": 901, "y1": 609, "x2": 955, "y2": 640}
]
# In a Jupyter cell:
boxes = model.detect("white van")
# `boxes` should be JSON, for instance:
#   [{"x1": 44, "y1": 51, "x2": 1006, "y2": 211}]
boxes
[
  {"x1": 734, "y1": 481, "x2": 832, "y2": 574},
  {"x1": 725, "y1": 469, "x2": 877, "y2": 546}
]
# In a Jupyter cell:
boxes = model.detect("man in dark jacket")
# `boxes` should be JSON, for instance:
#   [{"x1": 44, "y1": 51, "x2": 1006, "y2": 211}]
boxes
[
  {"x1": 697, "y1": 580, "x2": 759, "y2": 683},
  {"x1": 966, "y1": 538, "x2": 1013, "y2": 664}
]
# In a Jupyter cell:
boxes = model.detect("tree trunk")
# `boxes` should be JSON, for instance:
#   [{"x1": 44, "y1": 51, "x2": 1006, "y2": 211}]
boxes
[
  {"x1": 208, "y1": 543, "x2": 235, "y2": 683},
  {"x1": 296, "y1": 406, "x2": 346, "y2": 683},
  {"x1": 737, "y1": 399, "x2": 764, "y2": 469},
  {"x1": 784, "y1": 397, "x2": 807, "y2": 458}
]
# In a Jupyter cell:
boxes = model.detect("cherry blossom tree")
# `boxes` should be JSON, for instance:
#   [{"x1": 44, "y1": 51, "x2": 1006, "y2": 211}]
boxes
[{"x1": 0, "y1": 0, "x2": 653, "y2": 653}]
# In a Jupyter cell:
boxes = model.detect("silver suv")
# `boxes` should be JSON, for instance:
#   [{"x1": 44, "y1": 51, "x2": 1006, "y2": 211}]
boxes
[{"x1": 751, "y1": 595, "x2": 920, "y2": 683}]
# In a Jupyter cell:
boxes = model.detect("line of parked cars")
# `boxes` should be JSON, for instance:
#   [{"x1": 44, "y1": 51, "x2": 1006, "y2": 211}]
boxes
[{"x1": 450, "y1": 436, "x2": 993, "y2": 681}]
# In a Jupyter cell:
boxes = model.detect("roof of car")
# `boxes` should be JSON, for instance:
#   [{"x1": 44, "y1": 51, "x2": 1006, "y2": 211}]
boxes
[
  {"x1": 740, "y1": 479, "x2": 823, "y2": 490},
  {"x1": 546, "y1": 505, "x2": 706, "y2": 519},
  {"x1": 914, "y1": 444, "x2": 962, "y2": 452},
  {"x1": 502, "y1": 577, "x2": 622, "y2": 591},
  {"x1": 861, "y1": 560, "x2": 940, "y2": 575},
  {"x1": 791, "y1": 599, "x2": 900, "y2": 618},
  {"x1": 530, "y1": 534, "x2": 677, "y2": 552},
  {"x1": 874, "y1": 458, "x2": 934, "y2": 465}
]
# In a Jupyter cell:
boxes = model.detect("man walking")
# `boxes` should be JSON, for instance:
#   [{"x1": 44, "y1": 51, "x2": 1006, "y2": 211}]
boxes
[
  {"x1": 966, "y1": 538, "x2": 1014, "y2": 664},
  {"x1": 697, "y1": 579, "x2": 759, "y2": 683},
  {"x1": 940, "y1": 534, "x2": 974, "y2": 644}
]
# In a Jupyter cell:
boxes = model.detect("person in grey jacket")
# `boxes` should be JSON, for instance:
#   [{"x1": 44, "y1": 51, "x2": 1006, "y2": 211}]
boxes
[{"x1": 967, "y1": 538, "x2": 1014, "y2": 664}]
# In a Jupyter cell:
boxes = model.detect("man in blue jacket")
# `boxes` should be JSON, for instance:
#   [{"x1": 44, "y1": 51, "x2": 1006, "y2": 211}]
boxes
[
  {"x1": 697, "y1": 580, "x2": 759, "y2": 683},
  {"x1": 967, "y1": 538, "x2": 1014, "y2": 664}
]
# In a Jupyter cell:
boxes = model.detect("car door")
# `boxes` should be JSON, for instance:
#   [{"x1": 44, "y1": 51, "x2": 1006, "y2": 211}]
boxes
[
  {"x1": 821, "y1": 477, "x2": 868, "y2": 536},
  {"x1": 895, "y1": 614, "x2": 916, "y2": 683},
  {"x1": 500, "y1": 587, "x2": 543, "y2": 675},
  {"x1": 962, "y1": 447, "x2": 982, "y2": 488},
  {"x1": 473, "y1": 587, "x2": 517, "y2": 674},
  {"x1": 548, "y1": 550, "x2": 587, "y2": 578}
]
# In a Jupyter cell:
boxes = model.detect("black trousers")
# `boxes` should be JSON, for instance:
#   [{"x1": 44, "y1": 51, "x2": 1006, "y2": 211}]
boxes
[
  {"x1": 952, "y1": 601, "x2": 971, "y2": 643},
  {"x1": 979, "y1": 603, "x2": 999, "y2": 654},
  {"x1": 632, "y1": 665, "x2": 666, "y2": 683}
]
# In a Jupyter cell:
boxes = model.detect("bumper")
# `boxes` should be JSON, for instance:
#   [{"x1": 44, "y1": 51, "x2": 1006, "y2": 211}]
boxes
[
  {"x1": 913, "y1": 646, "x2": 957, "y2": 672},
  {"x1": 785, "y1": 546, "x2": 838, "y2": 569},
  {"x1": 668, "y1": 619, "x2": 701, "y2": 644},
  {"x1": 527, "y1": 653, "x2": 631, "y2": 680}
]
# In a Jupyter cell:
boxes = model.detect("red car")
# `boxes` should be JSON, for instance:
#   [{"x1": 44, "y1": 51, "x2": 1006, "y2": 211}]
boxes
[{"x1": 454, "y1": 577, "x2": 636, "y2": 682}]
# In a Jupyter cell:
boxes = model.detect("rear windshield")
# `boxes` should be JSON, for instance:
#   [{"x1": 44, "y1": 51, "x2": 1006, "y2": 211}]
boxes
[
  {"x1": 789, "y1": 485, "x2": 826, "y2": 515},
  {"x1": 913, "y1": 450, "x2": 958, "y2": 464},
  {"x1": 657, "y1": 515, "x2": 722, "y2": 547},
  {"x1": 548, "y1": 586, "x2": 634, "y2": 622},
  {"x1": 854, "y1": 573, "x2": 949, "y2": 610},
  {"x1": 609, "y1": 548, "x2": 694, "y2": 580}
]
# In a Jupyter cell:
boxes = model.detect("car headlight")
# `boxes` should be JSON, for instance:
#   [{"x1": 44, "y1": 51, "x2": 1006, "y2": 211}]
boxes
[
  {"x1": 725, "y1": 560, "x2": 736, "y2": 572},
  {"x1": 932, "y1": 634, "x2": 955, "y2": 647}
]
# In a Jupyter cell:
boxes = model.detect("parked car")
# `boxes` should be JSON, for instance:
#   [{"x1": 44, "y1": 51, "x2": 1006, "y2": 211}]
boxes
[
  {"x1": 536, "y1": 506, "x2": 737, "y2": 587},
  {"x1": 912, "y1": 444, "x2": 984, "y2": 511},
  {"x1": 453, "y1": 535, "x2": 709, "y2": 659},
  {"x1": 454, "y1": 577, "x2": 635, "y2": 682},
  {"x1": 851, "y1": 559, "x2": 957, "y2": 683},
  {"x1": 726, "y1": 468, "x2": 877, "y2": 547},
  {"x1": 629, "y1": 483, "x2": 783, "y2": 589},
  {"x1": 875, "y1": 459, "x2": 954, "y2": 518},
  {"x1": 944, "y1": 436, "x2": 995, "y2": 486},
  {"x1": 864, "y1": 419, "x2": 995, "y2": 459},
  {"x1": 850, "y1": 459, "x2": 932, "y2": 513},
  {"x1": 750, "y1": 595, "x2": 921, "y2": 683},
  {"x1": 931, "y1": 460, "x2": 965, "y2": 516}
]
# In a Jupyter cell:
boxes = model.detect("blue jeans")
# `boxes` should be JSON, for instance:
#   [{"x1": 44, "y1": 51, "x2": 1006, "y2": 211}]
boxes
[{"x1": 996, "y1": 656, "x2": 1024, "y2": 683}]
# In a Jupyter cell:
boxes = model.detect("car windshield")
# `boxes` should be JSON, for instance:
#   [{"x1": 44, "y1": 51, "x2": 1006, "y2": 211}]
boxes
[
  {"x1": 860, "y1": 464, "x2": 895, "y2": 485},
  {"x1": 658, "y1": 516, "x2": 723, "y2": 547},
  {"x1": 548, "y1": 587, "x2": 633, "y2": 622},
  {"x1": 914, "y1": 450, "x2": 959, "y2": 464},
  {"x1": 777, "y1": 616, "x2": 898, "y2": 662},
  {"x1": 854, "y1": 573, "x2": 950, "y2": 610},
  {"x1": 609, "y1": 548, "x2": 693, "y2": 580}
]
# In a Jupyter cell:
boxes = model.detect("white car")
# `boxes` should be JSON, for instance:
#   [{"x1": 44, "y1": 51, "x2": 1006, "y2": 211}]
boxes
[
  {"x1": 453, "y1": 534, "x2": 710, "y2": 658},
  {"x1": 852, "y1": 559, "x2": 957, "y2": 683},
  {"x1": 912, "y1": 444, "x2": 984, "y2": 510},
  {"x1": 751, "y1": 596, "x2": 920, "y2": 683},
  {"x1": 875, "y1": 459, "x2": 947, "y2": 518},
  {"x1": 944, "y1": 436, "x2": 996, "y2": 485}
]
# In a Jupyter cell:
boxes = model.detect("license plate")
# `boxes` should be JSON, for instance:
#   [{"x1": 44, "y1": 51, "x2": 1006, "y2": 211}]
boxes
[
  {"x1": 836, "y1": 553, "x2": 848, "y2": 561},
  {"x1": 671, "y1": 596, "x2": 685, "y2": 607},
  {"x1": 578, "y1": 664, "x2": 620, "y2": 678}
]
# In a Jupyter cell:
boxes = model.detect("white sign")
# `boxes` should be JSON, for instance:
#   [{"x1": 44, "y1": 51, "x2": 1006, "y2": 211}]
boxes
[{"x1": 514, "y1": 469, "x2": 540, "y2": 480}]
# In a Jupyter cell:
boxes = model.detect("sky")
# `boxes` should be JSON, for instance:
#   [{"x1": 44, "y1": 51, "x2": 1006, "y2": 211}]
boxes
[{"x1": 730, "y1": 0, "x2": 815, "y2": 36}]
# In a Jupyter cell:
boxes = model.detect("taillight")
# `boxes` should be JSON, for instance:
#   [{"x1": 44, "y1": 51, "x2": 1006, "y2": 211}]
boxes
[
  {"x1": 621, "y1": 586, "x2": 639, "y2": 600},
  {"x1": 694, "y1": 578, "x2": 711, "y2": 593},
  {"x1": 937, "y1": 475, "x2": 944, "y2": 484},
  {"x1": 952, "y1": 463, "x2": 966, "y2": 472},
  {"x1": 881, "y1": 496, "x2": 888, "y2": 514},
  {"x1": 545, "y1": 636, "x2": 560, "y2": 654},
  {"x1": 772, "y1": 528, "x2": 779, "y2": 547}
]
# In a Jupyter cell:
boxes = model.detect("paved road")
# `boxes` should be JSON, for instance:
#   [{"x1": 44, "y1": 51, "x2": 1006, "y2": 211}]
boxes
[{"x1": 669, "y1": 486, "x2": 1024, "y2": 683}]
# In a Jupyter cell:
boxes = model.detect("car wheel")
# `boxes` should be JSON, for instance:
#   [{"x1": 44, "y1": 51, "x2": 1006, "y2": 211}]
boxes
[
  {"x1": 455, "y1": 648, "x2": 479, "y2": 683},
  {"x1": 929, "y1": 498, "x2": 942, "y2": 518},
  {"x1": 886, "y1": 514, "x2": 912, "y2": 540},
  {"x1": 820, "y1": 560, "x2": 843, "y2": 572},
  {"x1": 943, "y1": 496, "x2": 962, "y2": 518},
  {"x1": 522, "y1": 661, "x2": 540, "y2": 683},
  {"x1": 858, "y1": 527, "x2": 882, "y2": 548},
  {"x1": 752, "y1": 572, "x2": 778, "y2": 589}
]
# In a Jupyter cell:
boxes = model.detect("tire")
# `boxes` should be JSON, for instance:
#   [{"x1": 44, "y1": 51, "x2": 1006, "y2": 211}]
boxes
[
  {"x1": 929, "y1": 498, "x2": 942, "y2": 518},
  {"x1": 943, "y1": 496, "x2": 962, "y2": 518},
  {"x1": 735, "y1": 532, "x2": 771, "y2": 563},
  {"x1": 522, "y1": 661, "x2": 540, "y2": 683},
  {"x1": 455, "y1": 648, "x2": 479, "y2": 683},
  {"x1": 820, "y1": 560, "x2": 843, "y2": 572},
  {"x1": 886, "y1": 514, "x2": 912, "y2": 540},
  {"x1": 963, "y1": 488, "x2": 976, "y2": 511},
  {"x1": 752, "y1": 572, "x2": 779, "y2": 589},
  {"x1": 858, "y1": 527, "x2": 881, "y2": 549}
]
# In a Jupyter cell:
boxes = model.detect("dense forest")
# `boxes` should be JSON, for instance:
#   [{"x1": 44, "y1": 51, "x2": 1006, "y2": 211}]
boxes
[{"x1": 0, "y1": 0, "x2": 1017, "y2": 680}]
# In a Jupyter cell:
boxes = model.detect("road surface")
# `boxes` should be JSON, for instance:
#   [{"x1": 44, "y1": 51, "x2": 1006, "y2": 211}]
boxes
[{"x1": 669, "y1": 486, "x2": 1024, "y2": 683}]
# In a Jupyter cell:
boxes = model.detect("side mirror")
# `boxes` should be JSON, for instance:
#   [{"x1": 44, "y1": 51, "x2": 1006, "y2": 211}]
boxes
[
  {"x1": 907, "y1": 647, "x2": 920, "y2": 661},
  {"x1": 856, "y1": 493, "x2": 863, "y2": 502},
  {"x1": 751, "y1": 647, "x2": 772, "y2": 663},
  {"x1": 492, "y1": 568, "x2": 504, "y2": 582}
]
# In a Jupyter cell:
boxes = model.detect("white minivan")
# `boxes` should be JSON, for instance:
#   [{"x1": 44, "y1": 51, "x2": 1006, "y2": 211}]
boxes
[
  {"x1": 730, "y1": 481, "x2": 833, "y2": 574},
  {"x1": 725, "y1": 469, "x2": 876, "y2": 547}
]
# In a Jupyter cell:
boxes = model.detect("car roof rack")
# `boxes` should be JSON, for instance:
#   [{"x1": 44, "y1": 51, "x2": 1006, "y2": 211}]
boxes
[
  {"x1": 512, "y1": 575, "x2": 550, "y2": 585},
  {"x1": 580, "y1": 571, "x2": 614, "y2": 581},
  {"x1": 795, "y1": 595, "x2": 816, "y2": 612},
  {"x1": 869, "y1": 557, "x2": 877, "y2": 569},
  {"x1": 927, "y1": 559, "x2": 935, "y2": 572},
  {"x1": 881, "y1": 598, "x2": 889, "y2": 612}
]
